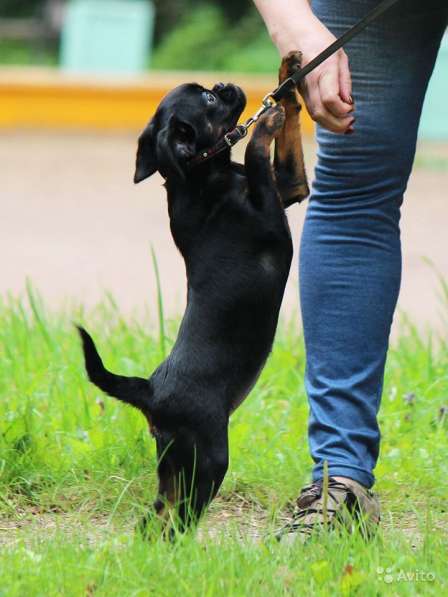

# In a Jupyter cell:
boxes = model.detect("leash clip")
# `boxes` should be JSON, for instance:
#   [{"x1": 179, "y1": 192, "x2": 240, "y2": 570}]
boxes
[
  {"x1": 224, "y1": 125, "x2": 248, "y2": 147},
  {"x1": 242, "y1": 95, "x2": 277, "y2": 134},
  {"x1": 224, "y1": 133, "x2": 233, "y2": 147},
  {"x1": 262, "y1": 94, "x2": 276, "y2": 108}
]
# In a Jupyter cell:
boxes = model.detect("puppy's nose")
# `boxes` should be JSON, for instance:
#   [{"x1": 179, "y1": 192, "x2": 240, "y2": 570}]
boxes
[
  {"x1": 213, "y1": 82, "x2": 225, "y2": 92},
  {"x1": 218, "y1": 84, "x2": 237, "y2": 103}
]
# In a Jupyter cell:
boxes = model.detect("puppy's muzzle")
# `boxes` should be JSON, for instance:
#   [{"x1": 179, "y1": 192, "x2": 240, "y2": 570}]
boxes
[{"x1": 213, "y1": 83, "x2": 245, "y2": 108}]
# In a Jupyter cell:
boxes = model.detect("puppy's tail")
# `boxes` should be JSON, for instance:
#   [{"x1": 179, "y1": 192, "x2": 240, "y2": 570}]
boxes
[{"x1": 76, "y1": 325, "x2": 152, "y2": 413}]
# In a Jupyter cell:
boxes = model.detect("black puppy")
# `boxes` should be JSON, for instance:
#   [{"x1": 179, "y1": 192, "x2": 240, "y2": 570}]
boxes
[{"x1": 78, "y1": 52, "x2": 308, "y2": 536}]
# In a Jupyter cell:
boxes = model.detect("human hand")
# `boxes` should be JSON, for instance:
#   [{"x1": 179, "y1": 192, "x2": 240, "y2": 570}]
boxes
[{"x1": 275, "y1": 14, "x2": 355, "y2": 134}]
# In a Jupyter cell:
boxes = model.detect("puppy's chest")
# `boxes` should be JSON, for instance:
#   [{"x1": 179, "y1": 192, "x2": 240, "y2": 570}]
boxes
[{"x1": 260, "y1": 245, "x2": 284, "y2": 269}]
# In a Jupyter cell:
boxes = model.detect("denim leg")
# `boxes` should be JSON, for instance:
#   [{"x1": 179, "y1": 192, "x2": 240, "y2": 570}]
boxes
[{"x1": 301, "y1": 0, "x2": 448, "y2": 488}]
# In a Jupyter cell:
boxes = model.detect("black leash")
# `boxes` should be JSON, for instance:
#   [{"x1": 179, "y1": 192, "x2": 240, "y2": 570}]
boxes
[{"x1": 188, "y1": 0, "x2": 400, "y2": 169}]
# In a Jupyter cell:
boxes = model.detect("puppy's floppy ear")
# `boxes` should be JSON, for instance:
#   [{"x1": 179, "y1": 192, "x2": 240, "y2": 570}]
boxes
[
  {"x1": 168, "y1": 115, "x2": 197, "y2": 160},
  {"x1": 157, "y1": 115, "x2": 197, "y2": 180},
  {"x1": 134, "y1": 121, "x2": 157, "y2": 184}
]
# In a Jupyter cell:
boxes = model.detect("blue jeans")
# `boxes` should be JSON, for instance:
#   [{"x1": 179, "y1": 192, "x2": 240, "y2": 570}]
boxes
[{"x1": 301, "y1": 0, "x2": 448, "y2": 488}]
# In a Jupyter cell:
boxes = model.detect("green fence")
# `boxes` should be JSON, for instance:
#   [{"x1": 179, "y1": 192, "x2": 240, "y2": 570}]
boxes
[{"x1": 60, "y1": 0, "x2": 154, "y2": 75}]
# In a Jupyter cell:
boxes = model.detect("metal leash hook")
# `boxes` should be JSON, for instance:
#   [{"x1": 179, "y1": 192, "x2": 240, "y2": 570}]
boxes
[
  {"x1": 262, "y1": 94, "x2": 277, "y2": 109},
  {"x1": 224, "y1": 93, "x2": 277, "y2": 146}
]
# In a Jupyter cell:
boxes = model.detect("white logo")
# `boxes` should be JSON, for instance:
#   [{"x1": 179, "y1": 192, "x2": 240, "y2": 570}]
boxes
[
  {"x1": 377, "y1": 567, "x2": 394, "y2": 584},
  {"x1": 377, "y1": 567, "x2": 435, "y2": 584}
]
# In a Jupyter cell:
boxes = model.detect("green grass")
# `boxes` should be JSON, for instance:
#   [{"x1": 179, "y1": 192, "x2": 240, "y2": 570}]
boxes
[{"x1": 0, "y1": 287, "x2": 447, "y2": 595}]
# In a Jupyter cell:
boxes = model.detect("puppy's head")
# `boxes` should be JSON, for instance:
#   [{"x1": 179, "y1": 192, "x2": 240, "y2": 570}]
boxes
[
  {"x1": 150, "y1": 422, "x2": 228, "y2": 533},
  {"x1": 134, "y1": 82, "x2": 246, "y2": 183}
]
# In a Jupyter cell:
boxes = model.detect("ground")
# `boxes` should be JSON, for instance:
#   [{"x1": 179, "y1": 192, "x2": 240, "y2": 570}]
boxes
[
  {"x1": 0, "y1": 132, "x2": 447, "y2": 594},
  {"x1": 0, "y1": 295, "x2": 447, "y2": 594}
]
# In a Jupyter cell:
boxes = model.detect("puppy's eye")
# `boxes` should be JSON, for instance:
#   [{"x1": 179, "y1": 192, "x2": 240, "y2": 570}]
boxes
[{"x1": 204, "y1": 91, "x2": 216, "y2": 104}]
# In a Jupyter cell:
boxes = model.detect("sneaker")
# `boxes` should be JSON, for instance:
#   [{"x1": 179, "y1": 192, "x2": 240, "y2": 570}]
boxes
[{"x1": 277, "y1": 476, "x2": 380, "y2": 544}]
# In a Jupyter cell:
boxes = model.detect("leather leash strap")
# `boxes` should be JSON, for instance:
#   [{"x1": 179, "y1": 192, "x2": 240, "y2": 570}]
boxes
[
  {"x1": 187, "y1": 125, "x2": 249, "y2": 169},
  {"x1": 187, "y1": 0, "x2": 400, "y2": 170}
]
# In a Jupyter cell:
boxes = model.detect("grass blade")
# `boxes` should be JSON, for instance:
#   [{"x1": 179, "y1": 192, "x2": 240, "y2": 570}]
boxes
[{"x1": 150, "y1": 246, "x2": 166, "y2": 359}]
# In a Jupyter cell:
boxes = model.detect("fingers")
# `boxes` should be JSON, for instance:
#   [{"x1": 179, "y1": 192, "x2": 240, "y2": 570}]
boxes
[
  {"x1": 305, "y1": 84, "x2": 354, "y2": 134},
  {"x1": 338, "y1": 51, "x2": 352, "y2": 104},
  {"x1": 305, "y1": 84, "x2": 343, "y2": 133},
  {"x1": 319, "y1": 71, "x2": 352, "y2": 118},
  {"x1": 303, "y1": 51, "x2": 354, "y2": 134},
  {"x1": 308, "y1": 103, "x2": 353, "y2": 134}
]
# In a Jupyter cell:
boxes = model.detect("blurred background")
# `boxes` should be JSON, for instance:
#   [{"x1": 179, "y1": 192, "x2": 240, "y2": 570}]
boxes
[{"x1": 1, "y1": 0, "x2": 447, "y2": 334}]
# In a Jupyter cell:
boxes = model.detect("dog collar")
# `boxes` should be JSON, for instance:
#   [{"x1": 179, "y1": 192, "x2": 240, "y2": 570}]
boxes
[{"x1": 186, "y1": 125, "x2": 248, "y2": 170}]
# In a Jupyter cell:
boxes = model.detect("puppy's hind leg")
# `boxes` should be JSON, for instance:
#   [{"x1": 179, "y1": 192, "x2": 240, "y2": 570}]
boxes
[{"x1": 274, "y1": 51, "x2": 310, "y2": 207}]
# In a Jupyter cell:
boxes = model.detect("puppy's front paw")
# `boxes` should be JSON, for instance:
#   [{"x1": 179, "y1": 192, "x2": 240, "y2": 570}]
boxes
[
  {"x1": 279, "y1": 50, "x2": 303, "y2": 84},
  {"x1": 256, "y1": 105, "x2": 286, "y2": 138}
]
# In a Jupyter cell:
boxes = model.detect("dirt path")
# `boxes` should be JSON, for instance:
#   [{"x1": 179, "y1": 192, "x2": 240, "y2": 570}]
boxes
[
  {"x1": 1, "y1": 131, "x2": 447, "y2": 336},
  {"x1": 1, "y1": 494, "x2": 446, "y2": 549}
]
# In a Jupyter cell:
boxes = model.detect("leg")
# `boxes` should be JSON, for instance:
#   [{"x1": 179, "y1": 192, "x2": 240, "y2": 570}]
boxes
[
  {"x1": 274, "y1": 51, "x2": 310, "y2": 207},
  {"x1": 301, "y1": 0, "x2": 448, "y2": 488},
  {"x1": 138, "y1": 452, "x2": 178, "y2": 541},
  {"x1": 245, "y1": 104, "x2": 286, "y2": 212}
]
